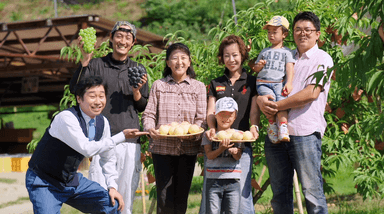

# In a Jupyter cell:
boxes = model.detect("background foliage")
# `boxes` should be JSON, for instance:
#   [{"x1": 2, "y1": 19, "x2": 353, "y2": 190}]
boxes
[{"x1": 2, "y1": 0, "x2": 383, "y2": 205}]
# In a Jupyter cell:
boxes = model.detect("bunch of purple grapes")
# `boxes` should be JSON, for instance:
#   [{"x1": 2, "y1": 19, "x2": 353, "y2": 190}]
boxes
[{"x1": 128, "y1": 66, "x2": 146, "y2": 88}]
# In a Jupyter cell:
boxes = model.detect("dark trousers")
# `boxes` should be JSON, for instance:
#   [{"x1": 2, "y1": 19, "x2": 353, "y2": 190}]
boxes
[{"x1": 152, "y1": 154, "x2": 197, "y2": 214}]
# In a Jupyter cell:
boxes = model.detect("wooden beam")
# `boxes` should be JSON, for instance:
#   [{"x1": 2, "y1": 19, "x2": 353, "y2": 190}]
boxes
[
  {"x1": 31, "y1": 27, "x2": 53, "y2": 55},
  {"x1": 0, "y1": 53, "x2": 62, "y2": 60},
  {"x1": 0, "y1": 62, "x2": 77, "y2": 78},
  {"x1": 0, "y1": 32, "x2": 109, "y2": 46},
  {"x1": 13, "y1": 31, "x2": 31, "y2": 55},
  {"x1": 0, "y1": 31, "x2": 11, "y2": 49},
  {"x1": 0, "y1": 83, "x2": 67, "y2": 94},
  {"x1": 0, "y1": 15, "x2": 100, "y2": 32},
  {"x1": 54, "y1": 26, "x2": 70, "y2": 46}
]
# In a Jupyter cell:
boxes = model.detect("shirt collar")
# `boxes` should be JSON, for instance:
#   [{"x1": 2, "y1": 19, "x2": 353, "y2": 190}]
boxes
[
  {"x1": 79, "y1": 107, "x2": 93, "y2": 125},
  {"x1": 294, "y1": 44, "x2": 319, "y2": 59},
  {"x1": 224, "y1": 67, "x2": 248, "y2": 80},
  {"x1": 165, "y1": 75, "x2": 192, "y2": 84},
  {"x1": 105, "y1": 53, "x2": 130, "y2": 68}
]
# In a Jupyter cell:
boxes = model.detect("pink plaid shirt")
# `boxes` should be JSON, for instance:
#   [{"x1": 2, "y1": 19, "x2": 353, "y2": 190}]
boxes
[{"x1": 142, "y1": 75, "x2": 207, "y2": 156}]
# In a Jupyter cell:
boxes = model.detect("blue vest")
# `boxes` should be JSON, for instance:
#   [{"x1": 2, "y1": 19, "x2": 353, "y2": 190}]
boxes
[{"x1": 28, "y1": 106, "x2": 105, "y2": 189}]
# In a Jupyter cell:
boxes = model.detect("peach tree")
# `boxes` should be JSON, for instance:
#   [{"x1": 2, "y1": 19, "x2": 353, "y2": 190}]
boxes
[{"x1": 38, "y1": 0, "x2": 384, "y2": 203}]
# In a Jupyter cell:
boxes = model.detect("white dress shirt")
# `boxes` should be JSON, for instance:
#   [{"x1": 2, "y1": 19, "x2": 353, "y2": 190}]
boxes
[{"x1": 49, "y1": 108, "x2": 126, "y2": 189}]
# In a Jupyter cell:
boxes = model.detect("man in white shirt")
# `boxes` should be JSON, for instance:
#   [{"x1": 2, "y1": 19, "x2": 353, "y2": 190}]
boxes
[{"x1": 26, "y1": 76, "x2": 139, "y2": 214}]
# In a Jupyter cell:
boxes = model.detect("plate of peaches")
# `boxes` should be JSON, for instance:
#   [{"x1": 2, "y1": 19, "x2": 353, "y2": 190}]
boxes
[
  {"x1": 156, "y1": 121, "x2": 204, "y2": 137},
  {"x1": 212, "y1": 129, "x2": 256, "y2": 143}
]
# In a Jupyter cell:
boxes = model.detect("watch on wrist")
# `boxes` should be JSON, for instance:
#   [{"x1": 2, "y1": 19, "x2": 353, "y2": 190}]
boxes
[{"x1": 250, "y1": 125, "x2": 259, "y2": 132}]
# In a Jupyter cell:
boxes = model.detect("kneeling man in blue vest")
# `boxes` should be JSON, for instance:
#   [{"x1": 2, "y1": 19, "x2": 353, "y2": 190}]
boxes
[{"x1": 26, "y1": 76, "x2": 139, "y2": 214}]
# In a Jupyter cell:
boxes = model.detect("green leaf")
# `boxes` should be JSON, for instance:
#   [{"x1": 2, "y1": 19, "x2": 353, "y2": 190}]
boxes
[
  {"x1": 67, "y1": 47, "x2": 73, "y2": 61},
  {"x1": 367, "y1": 70, "x2": 384, "y2": 94}
]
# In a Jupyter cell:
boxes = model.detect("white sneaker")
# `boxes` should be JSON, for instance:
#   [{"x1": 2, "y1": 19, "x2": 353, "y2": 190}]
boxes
[
  {"x1": 278, "y1": 124, "x2": 290, "y2": 142},
  {"x1": 267, "y1": 123, "x2": 279, "y2": 144}
]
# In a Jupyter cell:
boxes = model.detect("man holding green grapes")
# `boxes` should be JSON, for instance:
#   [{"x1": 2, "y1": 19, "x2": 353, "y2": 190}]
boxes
[{"x1": 70, "y1": 21, "x2": 149, "y2": 214}]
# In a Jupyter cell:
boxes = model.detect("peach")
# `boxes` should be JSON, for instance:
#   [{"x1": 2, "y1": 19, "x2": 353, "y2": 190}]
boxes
[
  {"x1": 231, "y1": 131, "x2": 243, "y2": 140},
  {"x1": 242, "y1": 131, "x2": 253, "y2": 140},
  {"x1": 159, "y1": 125, "x2": 171, "y2": 135},
  {"x1": 188, "y1": 124, "x2": 201, "y2": 134}
]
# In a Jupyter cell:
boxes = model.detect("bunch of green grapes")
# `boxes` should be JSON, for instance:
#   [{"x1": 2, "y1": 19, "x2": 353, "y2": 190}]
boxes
[{"x1": 79, "y1": 27, "x2": 97, "y2": 53}]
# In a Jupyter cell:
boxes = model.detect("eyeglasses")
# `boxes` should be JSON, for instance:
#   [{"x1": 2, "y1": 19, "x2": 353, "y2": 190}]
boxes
[{"x1": 294, "y1": 28, "x2": 318, "y2": 35}]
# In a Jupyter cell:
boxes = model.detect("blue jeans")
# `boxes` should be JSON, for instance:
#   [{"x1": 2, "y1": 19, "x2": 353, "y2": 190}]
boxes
[
  {"x1": 239, "y1": 146, "x2": 255, "y2": 214},
  {"x1": 199, "y1": 146, "x2": 255, "y2": 214},
  {"x1": 25, "y1": 169, "x2": 120, "y2": 214},
  {"x1": 256, "y1": 82, "x2": 286, "y2": 101},
  {"x1": 265, "y1": 133, "x2": 328, "y2": 214},
  {"x1": 206, "y1": 179, "x2": 240, "y2": 214}
]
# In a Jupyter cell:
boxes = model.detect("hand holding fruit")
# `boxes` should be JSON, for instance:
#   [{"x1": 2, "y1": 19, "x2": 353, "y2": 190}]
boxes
[
  {"x1": 148, "y1": 128, "x2": 165, "y2": 140},
  {"x1": 249, "y1": 126, "x2": 259, "y2": 140},
  {"x1": 133, "y1": 74, "x2": 147, "y2": 92},
  {"x1": 219, "y1": 138, "x2": 234, "y2": 151},
  {"x1": 79, "y1": 27, "x2": 97, "y2": 53},
  {"x1": 282, "y1": 82, "x2": 292, "y2": 97},
  {"x1": 158, "y1": 122, "x2": 201, "y2": 135},
  {"x1": 206, "y1": 128, "x2": 216, "y2": 141},
  {"x1": 215, "y1": 129, "x2": 255, "y2": 141},
  {"x1": 128, "y1": 66, "x2": 147, "y2": 90},
  {"x1": 78, "y1": 27, "x2": 97, "y2": 66}
]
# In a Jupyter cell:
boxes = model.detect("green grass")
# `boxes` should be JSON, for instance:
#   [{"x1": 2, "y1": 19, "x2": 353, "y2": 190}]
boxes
[
  {"x1": 0, "y1": 197, "x2": 29, "y2": 209},
  {"x1": 0, "y1": 178, "x2": 17, "y2": 184},
  {"x1": 0, "y1": 105, "x2": 58, "y2": 142},
  {"x1": 0, "y1": 2, "x2": 6, "y2": 11},
  {"x1": 2, "y1": 169, "x2": 383, "y2": 214}
]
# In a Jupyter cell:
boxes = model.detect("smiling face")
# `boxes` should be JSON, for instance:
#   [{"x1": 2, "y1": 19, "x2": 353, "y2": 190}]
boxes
[
  {"x1": 215, "y1": 111, "x2": 237, "y2": 130},
  {"x1": 77, "y1": 85, "x2": 106, "y2": 119},
  {"x1": 266, "y1": 25, "x2": 287, "y2": 47},
  {"x1": 110, "y1": 25, "x2": 135, "y2": 61},
  {"x1": 294, "y1": 20, "x2": 320, "y2": 55},
  {"x1": 166, "y1": 49, "x2": 191, "y2": 81},
  {"x1": 223, "y1": 43, "x2": 242, "y2": 74}
]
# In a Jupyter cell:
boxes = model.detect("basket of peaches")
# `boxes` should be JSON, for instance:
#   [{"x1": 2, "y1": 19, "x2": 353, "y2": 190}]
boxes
[
  {"x1": 212, "y1": 129, "x2": 256, "y2": 142},
  {"x1": 156, "y1": 121, "x2": 204, "y2": 140}
]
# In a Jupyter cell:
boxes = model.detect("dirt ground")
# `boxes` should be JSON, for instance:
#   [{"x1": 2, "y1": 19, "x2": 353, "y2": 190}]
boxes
[
  {"x1": 0, "y1": 171, "x2": 34, "y2": 214},
  {"x1": 0, "y1": 165, "x2": 202, "y2": 214},
  {"x1": 0, "y1": 170, "x2": 91, "y2": 214}
]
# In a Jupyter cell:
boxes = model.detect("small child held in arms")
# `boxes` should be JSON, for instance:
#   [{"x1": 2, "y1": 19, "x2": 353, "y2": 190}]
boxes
[
  {"x1": 202, "y1": 97, "x2": 244, "y2": 214},
  {"x1": 253, "y1": 15, "x2": 295, "y2": 143}
]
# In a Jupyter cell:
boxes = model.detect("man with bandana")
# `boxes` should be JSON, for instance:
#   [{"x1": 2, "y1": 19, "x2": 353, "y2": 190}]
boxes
[{"x1": 70, "y1": 21, "x2": 149, "y2": 214}]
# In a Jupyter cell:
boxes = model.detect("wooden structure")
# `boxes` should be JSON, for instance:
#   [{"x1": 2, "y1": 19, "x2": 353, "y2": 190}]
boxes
[
  {"x1": 0, "y1": 14, "x2": 167, "y2": 107},
  {"x1": 0, "y1": 128, "x2": 35, "y2": 154}
]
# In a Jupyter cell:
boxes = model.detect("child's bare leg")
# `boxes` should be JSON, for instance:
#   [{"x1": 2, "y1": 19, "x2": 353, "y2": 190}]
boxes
[
  {"x1": 277, "y1": 110, "x2": 288, "y2": 124},
  {"x1": 277, "y1": 110, "x2": 290, "y2": 142}
]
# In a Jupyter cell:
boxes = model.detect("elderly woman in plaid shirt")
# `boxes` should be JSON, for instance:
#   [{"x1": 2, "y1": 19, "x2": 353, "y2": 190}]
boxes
[{"x1": 142, "y1": 43, "x2": 207, "y2": 214}]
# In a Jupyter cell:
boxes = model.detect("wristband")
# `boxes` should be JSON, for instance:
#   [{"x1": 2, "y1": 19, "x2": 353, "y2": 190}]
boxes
[{"x1": 250, "y1": 125, "x2": 259, "y2": 132}]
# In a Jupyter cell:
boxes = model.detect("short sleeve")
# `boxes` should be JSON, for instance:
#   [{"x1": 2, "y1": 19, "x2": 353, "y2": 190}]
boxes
[
  {"x1": 201, "y1": 134, "x2": 212, "y2": 146},
  {"x1": 285, "y1": 48, "x2": 296, "y2": 64},
  {"x1": 308, "y1": 53, "x2": 334, "y2": 87},
  {"x1": 207, "y1": 80, "x2": 216, "y2": 97},
  {"x1": 249, "y1": 74, "x2": 257, "y2": 97}
]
